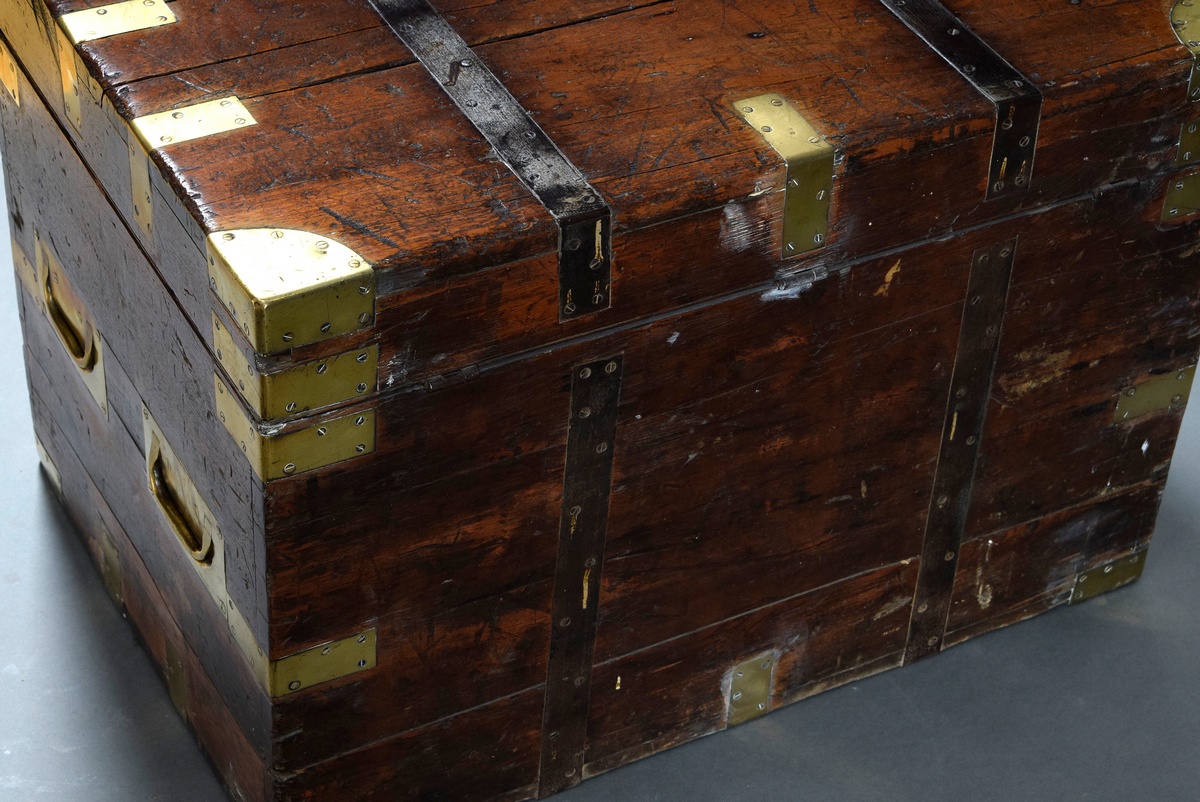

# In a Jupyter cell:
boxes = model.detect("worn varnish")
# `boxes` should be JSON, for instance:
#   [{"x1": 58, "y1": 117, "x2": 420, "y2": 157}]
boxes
[{"x1": 4, "y1": 0, "x2": 1200, "y2": 799}]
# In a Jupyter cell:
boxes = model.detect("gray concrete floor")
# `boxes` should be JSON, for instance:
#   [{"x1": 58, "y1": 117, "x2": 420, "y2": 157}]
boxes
[{"x1": 0, "y1": 160, "x2": 1197, "y2": 802}]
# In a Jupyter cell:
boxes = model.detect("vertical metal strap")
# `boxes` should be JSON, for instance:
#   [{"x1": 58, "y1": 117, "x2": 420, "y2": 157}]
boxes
[
  {"x1": 367, "y1": 0, "x2": 613, "y2": 321},
  {"x1": 539, "y1": 356, "x2": 623, "y2": 797},
  {"x1": 878, "y1": 0, "x2": 1042, "y2": 200},
  {"x1": 905, "y1": 239, "x2": 1016, "y2": 663}
]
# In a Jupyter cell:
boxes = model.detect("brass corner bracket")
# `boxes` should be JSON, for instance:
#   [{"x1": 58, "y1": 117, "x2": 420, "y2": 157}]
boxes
[
  {"x1": 1172, "y1": 0, "x2": 1200, "y2": 102},
  {"x1": 207, "y1": 229, "x2": 376, "y2": 354}
]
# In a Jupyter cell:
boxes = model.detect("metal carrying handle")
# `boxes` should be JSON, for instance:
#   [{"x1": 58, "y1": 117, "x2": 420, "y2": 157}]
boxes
[
  {"x1": 149, "y1": 449, "x2": 213, "y2": 565},
  {"x1": 42, "y1": 265, "x2": 97, "y2": 372}
]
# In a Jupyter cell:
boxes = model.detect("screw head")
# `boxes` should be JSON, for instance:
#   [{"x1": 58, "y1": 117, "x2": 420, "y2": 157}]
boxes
[
  {"x1": 288, "y1": 681, "x2": 301, "y2": 691},
  {"x1": 605, "y1": 361, "x2": 618, "y2": 374},
  {"x1": 580, "y1": 367, "x2": 592, "y2": 379},
  {"x1": 283, "y1": 463, "x2": 296, "y2": 474}
]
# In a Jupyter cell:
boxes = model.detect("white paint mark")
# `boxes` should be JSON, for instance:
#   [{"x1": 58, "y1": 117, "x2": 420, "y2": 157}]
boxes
[
  {"x1": 720, "y1": 200, "x2": 758, "y2": 253},
  {"x1": 667, "y1": 331, "x2": 680, "y2": 345},
  {"x1": 1141, "y1": 440, "x2": 1150, "y2": 456}
]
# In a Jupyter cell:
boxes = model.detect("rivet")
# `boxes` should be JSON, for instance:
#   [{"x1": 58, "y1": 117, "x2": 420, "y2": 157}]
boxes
[
  {"x1": 355, "y1": 444, "x2": 366, "y2": 453},
  {"x1": 605, "y1": 361, "x2": 618, "y2": 374},
  {"x1": 316, "y1": 363, "x2": 328, "y2": 374},
  {"x1": 357, "y1": 382, "x2": 369, "y2": 393},
  {"x1": 596, "y1": 442, "x2": 609, "y2": 454},
  {"x1": 288, "y1": 681, "x2": 300, "y2": 691},
  {"x1": 580, "y1": 367, "x2": 592, "y2": 379},
  {"x1": 579, "y1": 406, "x2": 592, "y2": 418},
  {"x1": 355, "y1": 416, "x2": 365, "y2": 426},
  {"x1": 285, "y1": 402, "x2": 297, "y2": 412},
  {"x1": 317, "y1": 427, "x2": 328, "y2": 437},
  {"x1": 320, "y1": 322, "x2": 332, "y2": 333},
  {"x1": 283, "y1": 463, "x2": 296, "y2": 474}
]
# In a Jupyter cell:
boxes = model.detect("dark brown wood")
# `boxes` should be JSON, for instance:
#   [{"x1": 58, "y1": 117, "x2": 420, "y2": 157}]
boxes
[{"x1": 905, "y1": 238, "x2": 1016, "y2": 664}]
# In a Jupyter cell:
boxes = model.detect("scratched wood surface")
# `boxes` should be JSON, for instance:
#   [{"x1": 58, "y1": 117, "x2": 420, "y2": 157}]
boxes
[{"x1": 5, "y1": 0, "x2": 1200, "y2": 799}]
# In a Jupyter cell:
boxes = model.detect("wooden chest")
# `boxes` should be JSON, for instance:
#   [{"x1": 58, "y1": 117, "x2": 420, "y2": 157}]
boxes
[{"x1": 2, "y1": 0, "x2": 1198, "y2": 798}]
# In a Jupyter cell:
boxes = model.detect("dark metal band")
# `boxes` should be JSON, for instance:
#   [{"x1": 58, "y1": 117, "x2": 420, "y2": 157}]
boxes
[
  {"x1": 539, "y1": 355, "x2": 623, "y2": 796},
  {"x1": 905, "y1": 239, "x2": 1016, "y2": 664},
  {"x1": 368, "y1": 0, "x2": 612, "y2": 320},
  {"x1": 878, "y1": 0, "x2": 1042, "y2": 200}
]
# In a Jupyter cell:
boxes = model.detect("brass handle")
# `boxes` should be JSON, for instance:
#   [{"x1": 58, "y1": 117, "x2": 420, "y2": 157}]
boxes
[
  {"x1": 149, "y1": 451, "x2": 213, "y2": 565},
  {"x1": 43, "y1": 266, "x2": 97, "y2": 372}
]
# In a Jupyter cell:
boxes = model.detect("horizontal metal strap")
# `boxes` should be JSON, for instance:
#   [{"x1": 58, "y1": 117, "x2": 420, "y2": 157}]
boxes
[
  {"x1": 368, "y1": 0, "x2": 612, "y2": 321},
  {"x1": 878, "y1": 0, "x2": 1042, "y2": 200}
]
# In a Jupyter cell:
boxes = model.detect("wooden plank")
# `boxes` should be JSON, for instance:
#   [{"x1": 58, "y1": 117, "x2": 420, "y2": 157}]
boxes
[
  {"x1": 584, "y1": 561, "x2": 919, "y2": 776},
  {"x1": 905, "y1": 239, "x2": 1016, "y2": 664},
  {"x1": 33, "y1": 424, "x2": 271, "y2": 802},
  {"x1": 947, "y1": 484, "x2": 1163, "y2": 645}
]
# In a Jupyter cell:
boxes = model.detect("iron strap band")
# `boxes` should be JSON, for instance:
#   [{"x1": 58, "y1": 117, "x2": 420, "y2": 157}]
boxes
[
  {"x1": 367, "y1": 0, "x2": 612, "y2": 321},
  {"x1": 877, "y1": 0, "x2": 1042, "y2": 200},
  {"x1": 539, "y1": 355, "x2": 623, "y2": 796},
  {"x1": 904, "y1": 239, "x2": 1017, "y2": 664}
]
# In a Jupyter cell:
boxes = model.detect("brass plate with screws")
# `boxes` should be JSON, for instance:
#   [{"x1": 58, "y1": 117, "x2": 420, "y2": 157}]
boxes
[
  {"x1": 728, "y1": 653, "x2": 775, "y2": 726},
  {"x1": 732, "y1": 94, "x2": 834, "y2": 260},
  {"x1": 1172, "y1": 0, "x2": 1200, "y2": 103},
  {"x1": 1162, "y1": 171, "x2": 1200, "y2": 222},
  {"x1": 1071, "y1": 550, "x2": 1148, "y2": 604},
  {"x1": 270, "y1": 628, "x2": 377, "y2": 697},
  {"x1": 58, "y1": 0, "x2": 177, "y2": 43},
  {"x1": 1179, "y1": 119, "x2": 1200, "y2": 165},
  {"x1": 207, "y1": 229, "x2": 376, "y2": 354},
  {"x1": 128, "y1": 134, "x2": 154, "y2": 240},
  {"x1": 212, "y1": 313, "x2": 378, "y2": 420},
  {"x1": 1114, "y1": 366, "x2": 1195, "y2": 423},
  {"x1": 1, "y1": 38, "x2": 18, "y2": 106},
  {"x1": 215, "y1": 376, "x2": 377, "y2": 480},
  {"x1": 130, "y1": 96, "x2": 256, "y2": 150}
]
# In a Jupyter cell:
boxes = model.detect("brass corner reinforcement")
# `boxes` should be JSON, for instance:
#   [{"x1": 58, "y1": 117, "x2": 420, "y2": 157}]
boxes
[
  {"x1": 1114, "y1": 366, "x2": 1195, "y2": 423},
  {"x1": 1163, "y1": 171, "x2": 1200, "y2": 222},
  {"x1": 1172, "y1": 0, "x2": 1200, "y2": 102},
  {"x1": 1179, "y1": 119, "x2": 1200, "y2": 165},
  {"x1": 56, "y1": 0, "x2": 178, "y2": 131},
  {"x1": 733, "y1": 94, "x2": 834, "y2": 260},
  {"x1": 127, "y1": 96, "x2": 257, "y2": 240},
  {"x1": 270, "y1": 628, "x2": 378, "y2": 697},
  {"x1": 206, "y1": 229, "x2": 376, "y2": 354},
  {"x1": 727, "y1": 653, "x2": 775, "y2": 726},
  {"x1": 212, "y1": 314, "x2": 378, "y2": 420},
  {"x1": 215, "y1": 376, "x2": 377, "y2": 480},
  {"x1": 1, "y1": 39, "x2": 18, "y2": 106},
  {"x1": 1071, "y1": 550, "x2": 1148, "y2": 604}
]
